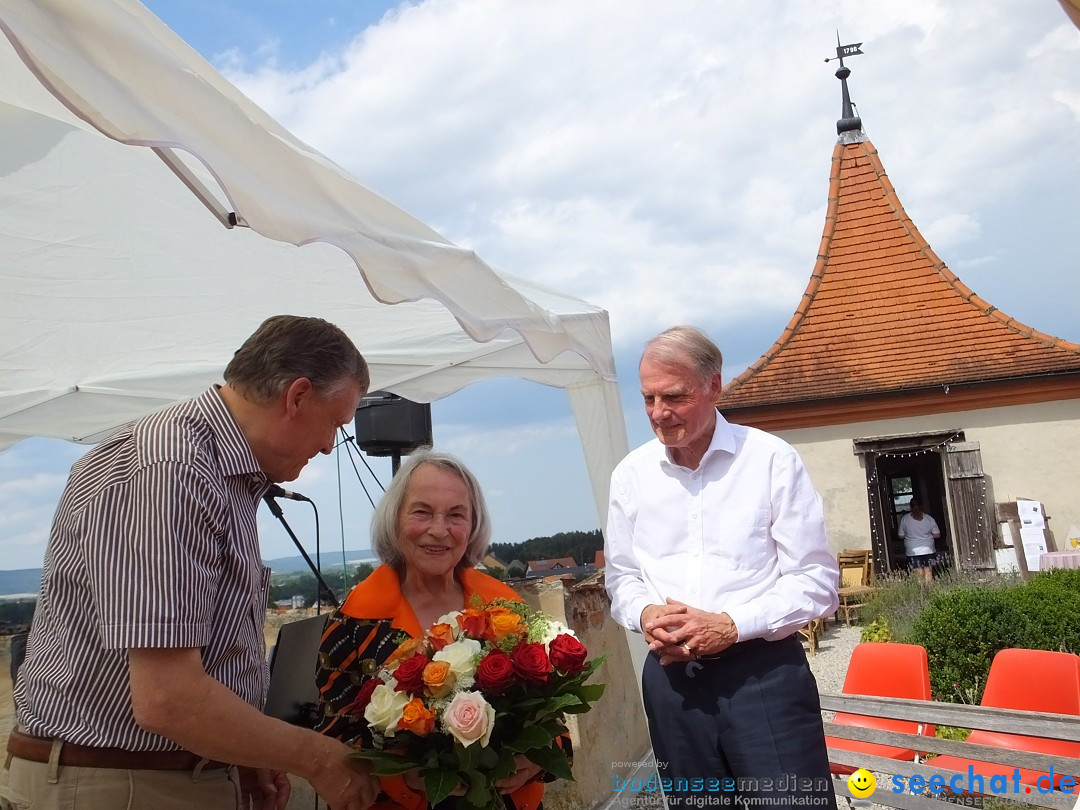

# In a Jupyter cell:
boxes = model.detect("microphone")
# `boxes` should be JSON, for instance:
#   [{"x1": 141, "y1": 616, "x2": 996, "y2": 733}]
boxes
[{"x1": 265, "y1": 484, "x2": 311, "y2": 503}]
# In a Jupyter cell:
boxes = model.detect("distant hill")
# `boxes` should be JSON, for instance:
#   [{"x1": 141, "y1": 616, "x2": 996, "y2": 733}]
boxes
[
  {"x1": 0, "y1": 549, "x2": 380, "y2": 596},
  {"x1": 263, "y1": 548, "x2": 379, "y2": 575},
  {"x1": 0, "y1": 569, "x2": 43, "y2": 598}
]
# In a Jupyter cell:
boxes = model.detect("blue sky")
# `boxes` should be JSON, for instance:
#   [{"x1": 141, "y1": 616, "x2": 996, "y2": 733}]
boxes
[{"x1": 2, "y1": 0, "x2": 1079, "y2": 571}]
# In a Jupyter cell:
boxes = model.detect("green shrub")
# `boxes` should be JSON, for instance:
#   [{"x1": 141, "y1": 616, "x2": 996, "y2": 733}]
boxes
[
  {"x1": 859, "y1": 572, "x2": 931, "y2": 642},
  {"x1": 860, "y1": 617, "x2": 891, "y2": 643},
  {"x1": 934, "y1": 726, "x2": 970, "y2": 742},
  {"x1": 910, "y1": 587, "x2": 1032, "y2": 703},
  {"x1": 859, "y1": 567, "x2": 1012, "y2": 643},
  {"x1": 1004, "y1": 568, "x2": 1080, "y2": 654}
]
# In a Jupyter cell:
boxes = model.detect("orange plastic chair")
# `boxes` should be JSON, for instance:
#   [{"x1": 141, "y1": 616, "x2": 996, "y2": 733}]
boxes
[
  {"x1": 930, "y1": 648, "x2": 1080, "y2": 789},
  {"x1": 825, "y1": 642, "x2": 936, "y2": 775}
]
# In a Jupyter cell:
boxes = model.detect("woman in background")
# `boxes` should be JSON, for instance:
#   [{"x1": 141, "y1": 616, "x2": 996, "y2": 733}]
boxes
[{"x1": 898, "y1": 497, "x2": 941, "y2": 584}]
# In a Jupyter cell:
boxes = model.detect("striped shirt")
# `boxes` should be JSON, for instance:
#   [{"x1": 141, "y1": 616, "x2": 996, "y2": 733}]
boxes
[{"x1": 14, "y1": 387, "x2": 272, "y2": 751}]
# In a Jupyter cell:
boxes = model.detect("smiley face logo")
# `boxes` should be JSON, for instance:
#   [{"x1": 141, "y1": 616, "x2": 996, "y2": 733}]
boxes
[{"x1": 847, "y1": 768, "x2": 876, "y2": 798}]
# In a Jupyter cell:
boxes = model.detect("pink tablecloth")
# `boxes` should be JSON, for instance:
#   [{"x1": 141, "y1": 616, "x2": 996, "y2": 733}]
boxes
[{"x1": 1039, "y1": 551, "x2": 1080, "y2": 570}]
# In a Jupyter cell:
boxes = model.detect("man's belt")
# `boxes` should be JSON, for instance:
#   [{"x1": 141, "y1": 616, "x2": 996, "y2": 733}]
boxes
[{"x1": 6, "y1": 729, "x2": 231, "y2": 771}]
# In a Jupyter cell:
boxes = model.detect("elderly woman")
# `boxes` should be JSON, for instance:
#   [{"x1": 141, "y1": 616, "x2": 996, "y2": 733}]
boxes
[{"x1": 315, "y1": 449, "x2": 546, "y2": 810}]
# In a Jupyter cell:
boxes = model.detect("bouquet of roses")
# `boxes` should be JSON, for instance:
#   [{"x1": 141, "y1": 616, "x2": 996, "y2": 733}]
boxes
[{"x1": 345, "y1": 596, "x2": 606, "y2": 809}]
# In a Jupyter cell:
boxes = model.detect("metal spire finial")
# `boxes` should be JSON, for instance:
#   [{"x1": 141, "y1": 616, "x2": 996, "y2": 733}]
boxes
[{"x1": 824, "y1": 33, "x2": 864, "y2": 136}]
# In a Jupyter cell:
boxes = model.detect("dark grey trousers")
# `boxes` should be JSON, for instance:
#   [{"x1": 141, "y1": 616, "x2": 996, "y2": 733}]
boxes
[{"x1": 641, "y1": 635, "x2": 837, "y2": 810}]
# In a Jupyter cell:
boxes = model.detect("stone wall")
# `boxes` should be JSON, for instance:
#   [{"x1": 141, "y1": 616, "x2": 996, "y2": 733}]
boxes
[{"x1": 516, "y1": 576, "x2": 652, "y2": 810}]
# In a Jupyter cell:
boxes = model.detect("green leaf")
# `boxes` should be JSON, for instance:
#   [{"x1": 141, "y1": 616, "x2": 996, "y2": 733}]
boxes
[
  {"x1": 561, "y1": 703, "x2": 594, "y2": 715},
  {"x1": 455, "y1": 741, "x2": 480, "y2": 772},
  {"x1": 508, "y1": 724, "x2": 553, "y2": 752},
  {"x1": 574, "y1": 682, "x2": 606, "y2": 703},
  {"x1": 540, "y1": 719, "x2": 568, "y2": 738},
  {"x1": 346, "y1": 751, "x2": 417, "y2": 775},
  {"x1": 537, "y1": 694, "x2": 582, "y2": 717},
  {"x1": 526, "y1": 744, "x2": 574, "y2": 781},
  {"x1": 490, "y1": 748, "x2": 517, "y2": 781},
  {"x1": 589, "y1": 653, "x2": 610, "y2": 670},
  {"x1": 423, "y1": 767, "x2": 463, "y2": 807},
  {"x1": 464, "y1": 769, "x2": 491, "y2": 806},
  {"x1": 477, "y1": 745, "x2": 500, "y2": 770}
]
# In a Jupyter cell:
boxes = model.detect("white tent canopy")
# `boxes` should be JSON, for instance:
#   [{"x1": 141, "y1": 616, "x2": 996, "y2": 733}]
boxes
[{"x1": 0, "y1": 0, "x2": 628, "y2": 522}]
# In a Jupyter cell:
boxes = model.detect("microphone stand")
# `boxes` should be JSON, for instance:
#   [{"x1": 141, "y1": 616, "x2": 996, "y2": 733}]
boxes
[{"x1": 262, "y1": 494, "x2": 339, "y2": 608}]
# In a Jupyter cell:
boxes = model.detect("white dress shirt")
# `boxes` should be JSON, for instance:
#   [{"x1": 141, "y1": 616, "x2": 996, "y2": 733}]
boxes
[{"x1": 605, "y1": 412, "x2": 839, "y2": 641}]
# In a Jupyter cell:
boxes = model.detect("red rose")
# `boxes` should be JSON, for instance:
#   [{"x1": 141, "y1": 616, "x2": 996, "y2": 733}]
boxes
[
  {"x1": 459, "y1": 609, "x2": 492, "y2": 642},
  {"x1": 475, "y1": 649, "x2": 517, "y2": 695},
  {"x1": 548, "y1": 633, "x2": 588, "y2": 676},
  {"x1": 511, "y1": 642, "x2": 551, "y2": 687},
  {"x1": 343, "y1": 676, "x2": 381, "y2": 716},
  {"x1": 393, "y1": 653, "x2": 431, "y2": 695}
]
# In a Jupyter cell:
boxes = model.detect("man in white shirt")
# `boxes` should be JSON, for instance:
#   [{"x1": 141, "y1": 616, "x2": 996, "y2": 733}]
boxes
[
  {"x1": 605, "y1": 325, "x2": 839, "y2": 809},
  {"x1": 898, "y1": 498, "x2": 941, "y2": 583}
]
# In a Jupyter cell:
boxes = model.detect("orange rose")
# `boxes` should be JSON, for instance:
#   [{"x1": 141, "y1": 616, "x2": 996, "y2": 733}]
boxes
[
  {"x1": 386, "y1": 637, "x2": 426, "y2": 668},
  {"x1": 427, "y1": 623, "x2": 456, "y2": 652},
  {"x1": 397, "y1": 697, "x2": 435, "y2": 736},
  {"x1": 490, "y1": 610, "x2": 527, "y2": 642},
  {"x1": 422, "y1": 660, "x2": 456, "y2": 699}
]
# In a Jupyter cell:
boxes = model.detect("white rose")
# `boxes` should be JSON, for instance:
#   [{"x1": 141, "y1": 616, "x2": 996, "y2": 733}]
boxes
[
  {"x1": 435, "y1": 610, "x2": 463, "y2": 630},
  {"x1": 363, "y1": 681, "x2": 410, "y2": 736},
  {"x1": 433, "y1": 638, "x2": 482, "y2": 680},
  {"x1": 539, "y1": 619, "x2": 577, "y2": 645}
]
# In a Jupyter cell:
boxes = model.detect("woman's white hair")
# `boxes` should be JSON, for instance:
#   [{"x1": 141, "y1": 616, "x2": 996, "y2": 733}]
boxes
[{"x1": 370, "y1": 448, "x2": 492, "y2": 571}]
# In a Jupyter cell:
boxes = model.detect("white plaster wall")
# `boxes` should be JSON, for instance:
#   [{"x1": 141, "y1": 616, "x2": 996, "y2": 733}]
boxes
[{"x1": 775, "y1": 399, "x2": 1080, "y2": 554}]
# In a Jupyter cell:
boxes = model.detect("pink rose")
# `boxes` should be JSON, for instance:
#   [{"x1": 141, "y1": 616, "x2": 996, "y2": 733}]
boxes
[{"x1": 442, "y1": 691, "x2": 495, "y2": 748}]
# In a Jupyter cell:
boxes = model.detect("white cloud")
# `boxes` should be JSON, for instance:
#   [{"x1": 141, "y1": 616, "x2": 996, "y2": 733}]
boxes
[
  {"x1": 5, "y1": 0, "x2": 1080, "y2": 569},
  {"x1": 919, "y1": 212, "x2": 982, "y2": 253},
  {"x1": 954, "y1": 254, "x2": 995, "y2": 271},
  {"x1": 439, "y1": 421, "x2": 577, "y2": 458},
  {"x1": 0, "y1": 472, "x2": 67, "y2": 503},
  {"x1": 210, "y1": 0, "x2": 1078, "y2": 356}
]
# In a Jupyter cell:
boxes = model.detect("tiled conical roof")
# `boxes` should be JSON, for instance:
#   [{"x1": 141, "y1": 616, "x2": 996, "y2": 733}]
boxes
[{"x1": 718, "y1": 134, "x2": 1080, "y2": 416}]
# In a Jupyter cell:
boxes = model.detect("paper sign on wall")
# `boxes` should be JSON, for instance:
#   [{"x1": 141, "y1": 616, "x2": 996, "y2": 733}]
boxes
[
  {"x1": 1017, "y1": 500, "x2": 1045, "y2": 529},
  {"x1": 1020, "y1": 526, "x2": 1048, "y2": 571}
]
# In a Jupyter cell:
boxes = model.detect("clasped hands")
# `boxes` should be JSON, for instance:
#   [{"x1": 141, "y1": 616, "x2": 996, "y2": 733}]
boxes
[{"x1": 641, "y1": 599, "x2": 738, "y2": 666}]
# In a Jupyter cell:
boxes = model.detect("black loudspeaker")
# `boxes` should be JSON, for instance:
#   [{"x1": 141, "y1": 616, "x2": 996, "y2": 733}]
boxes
[{"x1": 354, "y1": 391, "x2": 432, "y2": 457}]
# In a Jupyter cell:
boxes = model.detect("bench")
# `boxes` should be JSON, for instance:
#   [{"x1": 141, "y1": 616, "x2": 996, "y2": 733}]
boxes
[{"x1": 820, "y1": 693, "x2": 1080, "y2": 810}]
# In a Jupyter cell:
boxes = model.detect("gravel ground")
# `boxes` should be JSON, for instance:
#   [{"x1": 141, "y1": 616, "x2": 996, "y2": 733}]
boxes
[{"x1": 808, "y1": 621, "x2": 863, "y2": 699}]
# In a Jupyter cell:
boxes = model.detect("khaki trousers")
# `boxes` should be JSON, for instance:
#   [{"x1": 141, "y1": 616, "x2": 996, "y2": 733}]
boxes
[{"x1": 0, "y1": 746, "x2": 240, "y2": 810}]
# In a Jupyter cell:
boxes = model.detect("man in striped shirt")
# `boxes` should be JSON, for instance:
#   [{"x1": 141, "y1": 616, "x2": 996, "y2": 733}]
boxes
[{"x1": 1, "y1": 316, "x2": 378, "y2": 810}]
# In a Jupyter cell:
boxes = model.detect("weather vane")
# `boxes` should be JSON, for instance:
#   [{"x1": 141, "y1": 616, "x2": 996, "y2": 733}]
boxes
[
  {"x1": 825, "y1": 33, "x2": 864, "y2": 136},
  {"x1": 824, "y1": 32, "x2": 864, "y2": 67}
]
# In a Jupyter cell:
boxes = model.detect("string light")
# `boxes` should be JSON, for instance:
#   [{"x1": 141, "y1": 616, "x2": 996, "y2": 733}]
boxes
[
  {"x1": 874, "y1": 431, "x2": 964, "y2": 460},
  {"x1": 861, "y1": 432, "x2": 971, "y2": 574}
]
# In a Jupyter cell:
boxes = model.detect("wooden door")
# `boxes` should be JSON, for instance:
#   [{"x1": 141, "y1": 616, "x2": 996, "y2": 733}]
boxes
[
  {"x1": 863, "y1": 456, "x2": 895, "y2": 575},
  {"x1": 944, "y1": 442, "x2": 995, "y2": 571}
]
